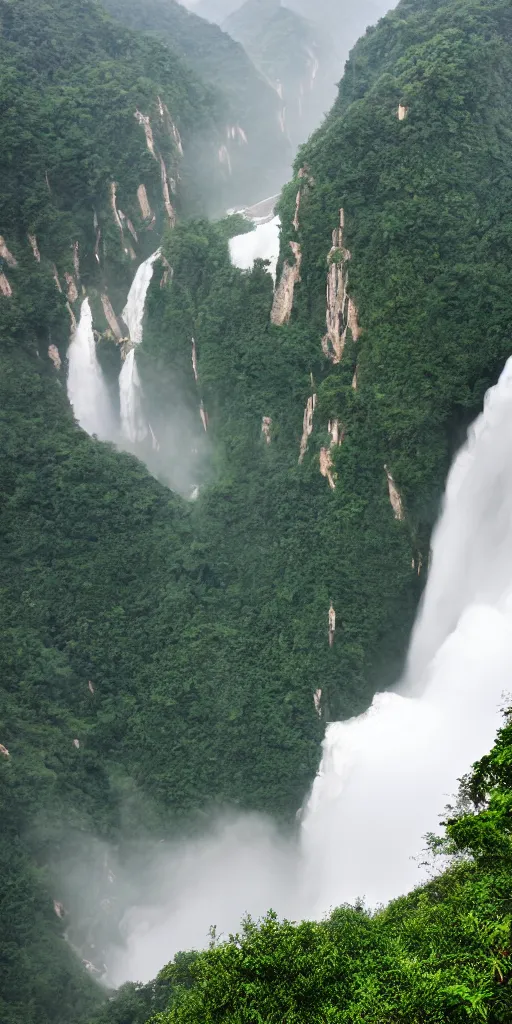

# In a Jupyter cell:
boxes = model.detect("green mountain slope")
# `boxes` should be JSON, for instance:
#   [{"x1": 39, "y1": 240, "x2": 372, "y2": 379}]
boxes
[
  {"x1": 82, "y1": 2, "x2": 512, "y2": 1018},
  {"x1": 2, "y1": 0, "x2": 512, "y2": 1019}
]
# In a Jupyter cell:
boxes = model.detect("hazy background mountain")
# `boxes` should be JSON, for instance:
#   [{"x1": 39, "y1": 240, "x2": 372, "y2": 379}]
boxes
[
  {"x1": 101, "y1": 0, "x2": 292, "y2": 203},
  {"x1": 183, "y1": 0, "x2": 393, "y2": 146}
]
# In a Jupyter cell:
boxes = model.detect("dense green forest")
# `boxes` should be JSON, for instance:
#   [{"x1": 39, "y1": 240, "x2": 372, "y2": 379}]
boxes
[{"x1": 2, "y1": 0, "x2": 512, "y2": 1021}]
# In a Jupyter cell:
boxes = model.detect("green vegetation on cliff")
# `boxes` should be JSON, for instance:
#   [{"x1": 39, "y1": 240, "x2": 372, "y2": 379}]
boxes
[{"x1": 2, "y1": 0, "x2": 512, "y2": 1020}]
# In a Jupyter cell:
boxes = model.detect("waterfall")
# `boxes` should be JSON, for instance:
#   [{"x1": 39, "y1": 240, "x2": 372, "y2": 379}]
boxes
[
  {"x1": 119, "y1": 251, "x2": 160, "y2": 442},
  {"x1": 106, "y1": 359, "x2": 512, "y2": 986},
  {"x1": 300, "y1": 356, "x2": 512, "y2": 912},
  {"x1": 67, "y1": 298, "x2": 114, "y2": 439},
  {"x1": 229, "y1": 215, "x2": 280, "y2": 282}
]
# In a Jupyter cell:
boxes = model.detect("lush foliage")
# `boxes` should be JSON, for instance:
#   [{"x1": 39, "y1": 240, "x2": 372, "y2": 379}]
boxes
[{"x1": 2, "y1": 0, "x2": 512, "y2": 1020}]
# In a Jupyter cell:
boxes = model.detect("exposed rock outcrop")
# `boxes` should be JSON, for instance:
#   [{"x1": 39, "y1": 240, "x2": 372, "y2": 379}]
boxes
[
  {"x1": 328, "y1": 602, "x2": 336, "y2": 646},
  {"x1": 322, "y1": 209, "x2": 361, "y2": 363},
  {"x1": 398, "y1": 103, "x2": 409, "y2": 120},
  {"x1": 319, "y1": 420, "x2": 344, "y2": 490},
  {"x1": 292, "y1": 167, "x2": 314, "y2": 233},
  {"x1": 101, "y1": 295, "x2": 122, "y2": 339},
  {"x1": 159, "y1": 154, "x2": 176, "y2": 226},
  {"x1": 261, "y1": 416, "x2": 272, "y2": 444},
  {"x1": 384, "y1": 464, "x2": 405, "y2": 520},
  {"x1": 52, "y1": 265, "x2": 62, "y2": 293},
  {"x1": 66, "y1": 303, "x2": 77, "y2": 331},
  {"x1": 120, "y1": 214, "x2": 138, "y2": 242},
  {"x1": 313, "y1": 688, "x2": 322, "y2": 716},
  {"x1": 48, "y1": 344, "x2": 61, "y2": 370},
  {"x1": 0, "y1": 237, "x2": 17, "y2": 267},
  {"x1": 320, "y1": 446, "x2": 336, "y2": 490},
  {"x1": 110, "y1": 182, "x2": 124, "y2": 234},
  {"x1": 0, "y1": 273, "x2": 12, "y2": 297},
  {"x1": 28, "y1": 234, "x2": 41, "y2": 262},
  {"x1": 271, "y1": 241, "x2": 302, "y2": 325},
  {"x1": 299, "y1": 393, "x2": 316, "y2": 462},
  {"x1": 64, "y1": 272, "x2": 78, "y2": 303},
  {"x1": 191, "y1": 337, "x2": 198, "y2": 382},
  {"x1": 137, "y1": 184, "x2": 153, "y2": 222},
  {"x1": 157, "y1": 98, "x2": 184, "y2": 156},
  {"x1": 73, "y1": 241, "x2": 80, "y2": 279},
  {"x1": 0, "y1": 743, "x2": 9, "y2": 757},
  {"x1": 293, "y1": 188, "x2": 301, "y2": 232},
  {"x1": 328, "y1": 419, "x2": 344, "y2": 447},
  {"x1": 134, "y1": 109, "x2": 156, "y2": 157}
]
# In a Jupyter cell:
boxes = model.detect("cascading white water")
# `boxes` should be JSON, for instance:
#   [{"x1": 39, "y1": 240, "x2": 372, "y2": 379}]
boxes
[
  {"x1": 229, "y1": 215, "x2": 281, "y2": 282},
  {"x1": 105, "y1": 358, "x2": 512, "y2": 985},
  {"x1": 67, "y1": 298, "x2": 114, "y2": 439},
  {"x1": 300, "y1": 356, "x2": 512, "y2": 912},
  {"x1": 119, "y1": 251, "x2": 160, "y2": 443}
]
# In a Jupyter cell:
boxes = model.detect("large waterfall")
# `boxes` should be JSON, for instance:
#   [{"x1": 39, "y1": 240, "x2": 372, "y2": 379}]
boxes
[
  {"x1": 301, "y1": 356, "x2": 512, "y2": 911},
  {"x1": 107, "y1": 357, "x2": 512, "y2": 985},
  {"x1": 119, "y1": 251, "x2": 160, "y2": 443},
  {"x1": 67, "y1": 298, "x2": 114, "y2": 439}
]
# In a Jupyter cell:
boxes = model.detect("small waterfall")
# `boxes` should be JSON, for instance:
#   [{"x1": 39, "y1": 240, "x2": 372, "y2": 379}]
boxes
[
  {"x1": 301, "y1": 356, "x2": 512, "y2": 912},
  {"x1": 229, "y1": 215, "x2": 280, "y2": 282},
  {"x1": 119, "y1": 251, "x2": 160, "y2": 442},
  {"x1": 67, "y1": 298, "x2": 114, "y2": 439}
]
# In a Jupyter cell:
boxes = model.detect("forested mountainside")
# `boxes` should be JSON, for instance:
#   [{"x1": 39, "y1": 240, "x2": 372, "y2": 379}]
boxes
[
  {"x1": 1, "y1": 0, "x2": 274, "y2": 388},
  {"x1": 2, "y1": 0, "x2": 512, "y2": 1021},
  {"x1": 99, "y1": 0, "x2": 291, "y2": 192}
]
